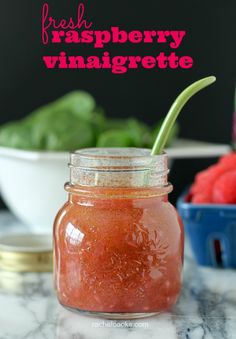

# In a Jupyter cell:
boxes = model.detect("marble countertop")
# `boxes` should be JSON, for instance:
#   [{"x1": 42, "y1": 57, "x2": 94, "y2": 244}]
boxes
[{"x1": 0, "y1": 211, "x2": 236, "y2": 339}]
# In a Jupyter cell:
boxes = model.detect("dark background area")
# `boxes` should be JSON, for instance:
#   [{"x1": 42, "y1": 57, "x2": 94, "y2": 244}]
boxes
[{"x1": 0, "y1": 0, "x2": 235, "y2": 206}]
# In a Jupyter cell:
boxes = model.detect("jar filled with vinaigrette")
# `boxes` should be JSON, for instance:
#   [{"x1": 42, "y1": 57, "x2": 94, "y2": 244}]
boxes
[{"x1": 53, "y1": 148, "x2": 183, "y2": 319}]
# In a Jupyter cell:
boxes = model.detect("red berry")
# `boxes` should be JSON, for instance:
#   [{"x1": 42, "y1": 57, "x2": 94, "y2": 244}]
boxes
[
  {"x1": 190, "y1": 153, "x2": 236, "y2": 204},
  {"x1": 212, "y1": 170, "x2": 236, "y2": 204},
  {"x1": 190, "y1": 165, "x2": 227, "y2": 198},
  {"x1": 196, "y1": 165, "x2": 228, "y2": 184},
  {"x1": 189, "y1": 182, "x2": 200, "y2": 195},
  {"x1": 219, "y1": 152, "x2": 236, "y2": 167},
  {"x1": 192, "y1": 191, "x2": 212, "y2": 204}
]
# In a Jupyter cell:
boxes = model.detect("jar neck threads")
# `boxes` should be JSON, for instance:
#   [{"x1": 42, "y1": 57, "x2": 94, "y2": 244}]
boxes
[{"x1": 68, "y1": 148, "x2": 170, "y2": 188}]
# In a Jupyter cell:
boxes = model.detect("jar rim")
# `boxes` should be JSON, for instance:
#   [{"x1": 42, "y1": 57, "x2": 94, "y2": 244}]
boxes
[
  {"x1": 72, "y1": 148, "x2": 166, "y2": 160},
  {"x1": 70, "y1": 148, "x2": 167, "y2": 170},
  {"x1": 69, "y1": 148, "x2": 169, "y2": 187}
]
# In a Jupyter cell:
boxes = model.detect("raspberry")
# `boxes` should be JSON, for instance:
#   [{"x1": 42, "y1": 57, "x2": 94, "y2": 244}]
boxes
[
  {"x1": 190, "y1": 153, "x2": 236, "y2": 204},
  {"x1": 219, "y1": 152, "x2": 236, "y2": 167},
  {"x1": 195, "y1": 165, "x2": 228, "y2": 184},
  {"x1": 212, "y1": 170, "x2": 236, "y2": 204},
  {"x1": 189, "y1": 182, "x2": 200, "y2": 195},
  {"x1": 190, "y1": 165, "x2": 227, "y2": 197},
  {"x1": 194, "y1": 165, "x2": 215, "y2": 184},
  {"x1": 192, "y1": 191, "x2": 212, "y2": 204}
]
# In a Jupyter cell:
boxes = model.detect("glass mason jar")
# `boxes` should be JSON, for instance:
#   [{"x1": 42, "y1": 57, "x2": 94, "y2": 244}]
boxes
[{"x1": 53, "y1": 148, "x2": 183, "y2": 319}]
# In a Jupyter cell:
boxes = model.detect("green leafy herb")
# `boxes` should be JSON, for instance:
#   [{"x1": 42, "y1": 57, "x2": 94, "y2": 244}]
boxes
[{"x1": 0, "y1": 90, "x2": 180, "y2": 151}]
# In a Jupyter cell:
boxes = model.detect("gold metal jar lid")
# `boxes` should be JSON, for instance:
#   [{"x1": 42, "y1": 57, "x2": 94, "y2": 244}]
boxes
[{"x1": 0, "y1": 234, "x2": 52, "y2": 272}]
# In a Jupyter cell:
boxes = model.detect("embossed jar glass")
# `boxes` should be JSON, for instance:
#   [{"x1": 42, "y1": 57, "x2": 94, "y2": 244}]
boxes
[{"x1": 53, "y1": 148, "x2": 183, "y2": 319}]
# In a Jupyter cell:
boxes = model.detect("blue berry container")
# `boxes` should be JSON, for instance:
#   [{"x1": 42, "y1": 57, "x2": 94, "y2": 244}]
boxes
[{"x1": 177, "y1": 191, "x2": 236, "y2": 268}]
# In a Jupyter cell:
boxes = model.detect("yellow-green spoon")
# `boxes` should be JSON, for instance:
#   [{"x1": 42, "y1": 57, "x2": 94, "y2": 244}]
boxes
[{"x1": 151, "y1": 76, "x2": 216, "y2": 155}]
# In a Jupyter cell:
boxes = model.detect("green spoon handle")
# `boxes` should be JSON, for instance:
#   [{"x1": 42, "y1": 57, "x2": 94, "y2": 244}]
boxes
[{"x1": 151, "y1": 76, "x2": 216, "y2": 156}]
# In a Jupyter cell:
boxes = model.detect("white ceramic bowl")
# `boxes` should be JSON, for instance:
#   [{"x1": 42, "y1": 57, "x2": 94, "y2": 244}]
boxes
[{"x1": 0, "y1": 147, "x2": 69, "y2": 232}]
